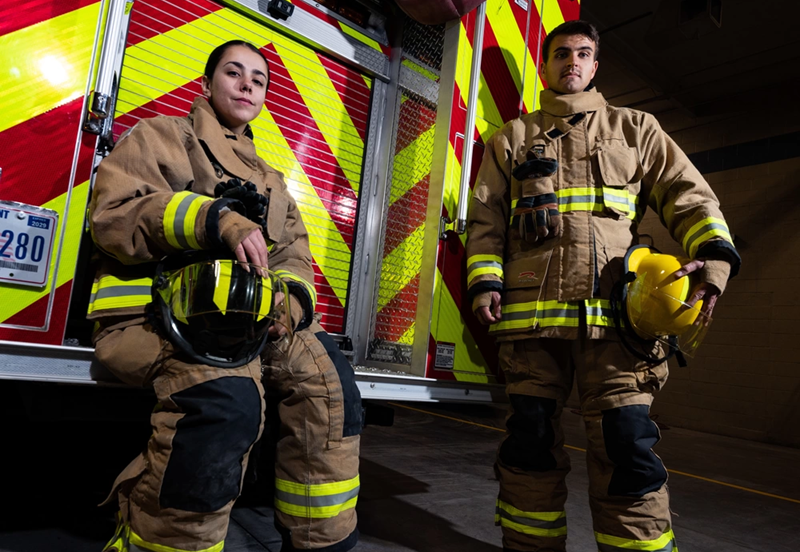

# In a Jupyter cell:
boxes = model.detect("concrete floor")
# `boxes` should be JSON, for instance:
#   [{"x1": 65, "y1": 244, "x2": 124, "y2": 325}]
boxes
[{"x1": 0, "y1": 393, "x2": 798, "y2": 552}]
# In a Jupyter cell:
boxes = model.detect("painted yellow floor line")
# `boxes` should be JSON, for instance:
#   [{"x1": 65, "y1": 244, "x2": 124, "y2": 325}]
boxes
[{"x1": 388, "y1": 402, "x2": 800, "y2": 505}]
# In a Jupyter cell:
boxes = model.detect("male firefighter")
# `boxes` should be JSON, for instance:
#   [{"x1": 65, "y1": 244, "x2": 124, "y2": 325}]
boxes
[{"x1": 466, "y1": 20, "x2": 740, "y2": 552}]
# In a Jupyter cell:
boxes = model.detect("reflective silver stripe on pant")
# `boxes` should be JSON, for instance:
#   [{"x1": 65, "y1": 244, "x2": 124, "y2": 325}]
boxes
[
  {"x1": 495, "y1": 507, "x2": 567, "y2": 530},
  {"x1": 274, "y1": 485, "x2": 361, "y2": 508}
]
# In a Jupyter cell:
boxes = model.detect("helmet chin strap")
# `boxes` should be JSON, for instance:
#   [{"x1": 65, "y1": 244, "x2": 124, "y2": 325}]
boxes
[{"x1": 609, "y1": 275, "x2": 687, "y2": 368}]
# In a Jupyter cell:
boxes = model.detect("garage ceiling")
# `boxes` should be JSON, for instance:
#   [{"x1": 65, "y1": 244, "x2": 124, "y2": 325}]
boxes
[{"x1": 581, "y1": 0, "x2": 800, "y2": 130}]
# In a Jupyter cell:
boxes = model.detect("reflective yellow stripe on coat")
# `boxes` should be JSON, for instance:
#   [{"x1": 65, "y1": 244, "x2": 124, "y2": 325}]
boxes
[
  {"x1": 274, "y1": 475, "x2": 359, "y2": 519},
  {"x1": 274, "y1": 269, "x2": 317, "y2": 309},
  {"x1": 163, "y1": 192, "x2": 212, "y2": 250},
  {"x1": 595, "y1": 528, "x2": 677, "y2": 551},
  {"x1": 87, "y1": 275, "x2": 153, "y2": 315},
  {"x1": 492, "y1": 299, "x2": 616, "y2": 333},
  {"x1": 510, "y1": 187, "x2": 641, "y2": 223},
  {"x1": 466, "y1": 254, "x2": 504, "y2": 286},
  {"x1": 682, "y1": 217, "x2": 733, "y2": 258},
  {"x1": 495, "y1": 499, "x2": 567, "y2": 538}
]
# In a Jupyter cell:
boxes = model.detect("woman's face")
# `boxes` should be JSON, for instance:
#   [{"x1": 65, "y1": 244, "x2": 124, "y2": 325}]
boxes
[{"x1": 202, "y1": 45, "x2": 269, "y2": 134}]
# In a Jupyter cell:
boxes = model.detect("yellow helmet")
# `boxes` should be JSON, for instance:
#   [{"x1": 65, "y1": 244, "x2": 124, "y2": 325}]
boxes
[{"x1": 612, "y1": 245, "x2": 711, "y2": 363}]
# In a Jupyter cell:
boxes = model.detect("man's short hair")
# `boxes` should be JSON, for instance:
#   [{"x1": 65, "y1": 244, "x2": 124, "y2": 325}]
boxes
[{"x1": 542, "y1": 20, "x2": 600, "y2": 63}]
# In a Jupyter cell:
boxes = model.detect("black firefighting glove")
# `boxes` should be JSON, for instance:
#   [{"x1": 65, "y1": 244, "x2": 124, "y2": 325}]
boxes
[
  {"x1": 214, "y1": 178, "x2": 269, "y2": 232},
  {"x1": 512, "y1": 148, "x2": 558, "y2": 181},
  {"x1": 511, "y1": 194, "x2": 561, "y2": 242}
]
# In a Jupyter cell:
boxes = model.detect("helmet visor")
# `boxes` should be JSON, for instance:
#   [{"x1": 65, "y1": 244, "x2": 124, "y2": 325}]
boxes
[
  {"x1": 157, "y1": 260, "x2": 293, "y2": 349},
  {"x1": 627, "y1": 274, "x2": 711, "y2": 357}
]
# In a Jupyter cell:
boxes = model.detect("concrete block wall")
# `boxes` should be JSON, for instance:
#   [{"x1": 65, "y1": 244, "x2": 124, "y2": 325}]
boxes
[{"x1": 638, "y1": 116, "x2": 800, "y2": 448}]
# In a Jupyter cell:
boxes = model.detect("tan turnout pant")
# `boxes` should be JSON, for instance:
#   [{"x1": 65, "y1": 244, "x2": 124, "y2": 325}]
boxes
[
  {"x1": 95, "y1": 318, "x2": 361, "y2": 552},
  {"x1": 496, "y1": 332, "x2": 676, "y2": 552}
]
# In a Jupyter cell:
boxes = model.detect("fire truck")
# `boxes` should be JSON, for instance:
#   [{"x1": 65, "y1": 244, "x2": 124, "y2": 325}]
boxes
[{"x1": 0, "y1": 0, "x2": 578, "y2": 404}]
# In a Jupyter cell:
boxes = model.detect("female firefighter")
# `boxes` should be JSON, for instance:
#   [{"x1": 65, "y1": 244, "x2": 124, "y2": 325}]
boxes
[{"x1": 88, "y1": 41, "x2": 361, "y2": 552}]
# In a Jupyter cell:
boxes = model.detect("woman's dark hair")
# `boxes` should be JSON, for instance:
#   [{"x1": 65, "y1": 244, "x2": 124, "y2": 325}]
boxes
[
  {"x1": 205, "y1": 40, "x2": 270, "y2": 80},
  {"x1": 541, "y1": 20, "x2": 600, "y2": 63}
]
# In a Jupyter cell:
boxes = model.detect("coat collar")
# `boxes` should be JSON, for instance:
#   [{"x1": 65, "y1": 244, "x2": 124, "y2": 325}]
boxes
[
  {"x1": 539, "y1": 87, "x2": 607, "y2": 117},
  {"x1": 189, "y1": 97, "x2": 260, "y2": 180}
]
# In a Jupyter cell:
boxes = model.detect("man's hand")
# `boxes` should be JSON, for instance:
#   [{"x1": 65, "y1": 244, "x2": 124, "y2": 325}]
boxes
[
  {"x1": 475, "y1": 291, "x2": 502, "y2": 325},
  {"x1": 674, "y1": 259, "x2": 720, "y2": 322},
  {"x1": 234, "y1": 228, "x2": 268, "y2": 275}
]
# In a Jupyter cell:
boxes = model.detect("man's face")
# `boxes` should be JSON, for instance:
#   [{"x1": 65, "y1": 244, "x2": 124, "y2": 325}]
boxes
[{"x1": 541, "y1": 34, "x2": 598, "y2": 94}]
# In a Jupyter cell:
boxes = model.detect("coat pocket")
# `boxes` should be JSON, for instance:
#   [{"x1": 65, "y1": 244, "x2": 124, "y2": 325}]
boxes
[
  {"x1": 499, "y1": 254, "x2": 557, "y2": 331},
  {"x1": 596, "y1": 146, "x2": 642, "y2": 219},
  {"x1": 265, "y1": 191, "x2": 288, "y2": 244},
  {"x1": 503, "y1": 256, "x2": 550, "y2": 291}
]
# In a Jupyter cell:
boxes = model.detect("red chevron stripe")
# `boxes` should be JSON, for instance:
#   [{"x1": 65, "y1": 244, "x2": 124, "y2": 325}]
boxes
[
  {"x1": 374, "y1": 273, "x2": 420, "y2": 342},
  {"x1": 317, "y1": 53, "x2": 371, "y2": 142},
  {"x1": 436, "y1": 220, "x2": 499, "y2": 375},
  {"x1": 0, "y1": 281, "x2": 73, "y2": 344},
  {"x1": 291, "y1": 0, "x2": 391, "y2": 57},
  {"x1": 126, "y1": 0, "x2": 222, "y2": 47},
  {"x1": 448, "y1": 82, "x2": 484, "y2": 165},
  {"x1": 0, "y1": 0, "x2": 98, "y2": 37},
  {"x1": 264, "y1": 44, "x2": 357, "y2": 247},
  {"x1": 383, "y1": 176, "x2": 428, "y2": 253},
  {"x1": 556, "y1": 0, "x2": 580, "y2": 23},
  {"x1": 0, "y1": 97, "x2": 94, "y2": 207},
  {"x1": 394, "y1": 100, "x2": 436, "y2": 154},
  {"x1": 312, "y1": 263, "x2": 344, "y2": 333},
  {"x1": 113, "y1": 80, "x2": 202, "y2": 137},
  {"x1": 478, "y1": 17, "x2": 524, "y2": 125}
]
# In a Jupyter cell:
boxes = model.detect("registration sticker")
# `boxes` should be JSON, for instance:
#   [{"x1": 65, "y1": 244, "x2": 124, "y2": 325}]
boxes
[
  {"x1": 434, "y1": 341, "x2": 456, "y2": 369},
  {"x1": 0, "y1": 201, "x2": 59, "y2": 287}
]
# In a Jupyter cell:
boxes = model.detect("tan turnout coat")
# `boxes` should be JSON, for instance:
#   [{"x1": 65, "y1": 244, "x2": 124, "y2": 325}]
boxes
[
  {"x1": 466, "y1": 88, "x2": 736, "y2": 341},
  {"x1": 87, "y1": 97, "x2": 315, "y2": 332}
]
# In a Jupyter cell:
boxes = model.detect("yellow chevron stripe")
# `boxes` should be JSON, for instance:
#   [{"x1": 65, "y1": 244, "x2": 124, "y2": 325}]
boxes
[
  {"x1": 115, "y1": 9, "x2": 272, "y2": 117},
  {"x1": 0, "y1": 181, "x2": 90, "y2": 324},
  {"x1": 521, "y1": 3, "x2": 545, "y2": 113},
  {"x1": 484, "y1": 0, "x2": 526, "y2": 96},
  {"x1": 0, "y1": 2, "x2": 100, "y2": 134},
  {"x1": 456, "y1": 21, "x2": 504, "y2": 137},
  {"x1": 431, "y1": 268, "x2": 491, "y2": 383},
  {"x1": 398, "y1": 322, "x2": 415, "y2": 345},
  {"x1": 252, "y1": 109, "x2": 350, "y2": 306},
  {"x1": 402, "y1": 59, "x2": 439, "y2": 82},
  {"x1": 274, "y1": 41, "x2": 364, "y2": 194},
  {"x1": 389, "y1": 125, "x2": 437, "y2": 206},
  {"x1": 539, "y1": 0, "x2": 566, "y2": 34},
  {"x1": 443, "y1": 141, "x2": 461, "y2": 217},
  {"x1": 337, "y1": 21, "x2": 384, "y2": 54},
  {"x1": 376, "y1": 224, "x2": 425, "y2": 312}
]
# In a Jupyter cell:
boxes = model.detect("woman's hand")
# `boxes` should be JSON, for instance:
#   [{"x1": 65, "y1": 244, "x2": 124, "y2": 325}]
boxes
[
  {"x1": 268, "y1": 291, "x2": 290, "y2": 339},
  {"x1": 234, "y1": 228, "x2": 268, "y2": 274}
]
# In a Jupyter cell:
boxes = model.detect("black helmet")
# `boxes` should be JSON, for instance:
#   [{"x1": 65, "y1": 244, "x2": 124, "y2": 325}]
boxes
[{"x1": 153, "y1": 252, "x2": 291, "y2": 368}]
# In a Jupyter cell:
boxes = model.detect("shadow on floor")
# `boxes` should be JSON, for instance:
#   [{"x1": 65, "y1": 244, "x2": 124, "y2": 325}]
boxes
[{"x1": 357, "y1": 458, "x2": 503, "y2": 552}]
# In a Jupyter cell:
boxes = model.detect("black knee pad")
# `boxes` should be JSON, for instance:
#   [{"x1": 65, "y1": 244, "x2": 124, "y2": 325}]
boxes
[
  {"x1": 316, "y1": 331, "x2": 362, "y2": 437},
  {"x1": 160, "y1": 376, "x2": 262, "y2": 512},
  {"x1": 498, "y1": 395, "x2": 557, "y2": 471},
  {"x1": 602, "y1": 404, "x2": 667, "y2": 497}
]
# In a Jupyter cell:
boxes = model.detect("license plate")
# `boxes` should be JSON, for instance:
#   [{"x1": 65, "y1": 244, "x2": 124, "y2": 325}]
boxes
[{"x1": 0, "y1": 201, "x2": 59, "y2": 287}]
